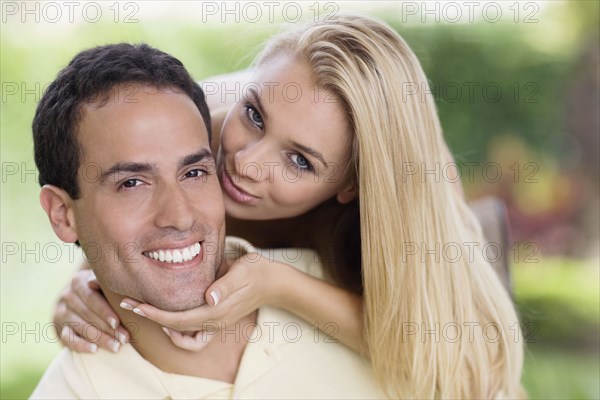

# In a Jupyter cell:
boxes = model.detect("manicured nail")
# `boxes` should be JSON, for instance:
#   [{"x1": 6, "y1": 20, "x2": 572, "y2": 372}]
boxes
[
  {"x1": 162, "y1": 327, "x2": 171, "y2": 337},
  {"x1": 109, "y1": 340, "x2": 120, "y2": 353},
  {"x1": 133, "y1": 308, "x2": 146, "y2": 317},
  {"x1": 89, "y1": 343, "x2": 98, "y2": 353},
  {"x1": 107, "y1": 317, "x2": 118, "y2": 330},
  {"x1": 61, "y1": 326, "x2": 70, "y2": 340},
  {"x1": 117, "y1": 331, "x2": 128, "y2": 345},
  {"x1": 120, "y1": 302, "x2": 133, "y2": 311},
  {"x1": 210, "y1": 291, "x2": 219, "y2": 306}
]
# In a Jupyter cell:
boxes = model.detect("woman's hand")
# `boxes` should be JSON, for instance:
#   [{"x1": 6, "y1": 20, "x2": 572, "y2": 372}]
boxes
[
  {"x1": 120, "y1": 253, "x2": 279, "y2": 351},
  {"x1": 54, "y1": 269, "x2": 129, "y2": 353}
]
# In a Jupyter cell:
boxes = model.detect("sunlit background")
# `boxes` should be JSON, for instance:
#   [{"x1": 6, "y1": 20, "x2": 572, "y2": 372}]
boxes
[{"x1": 1, "y1": 1, "x2": 598, "y2": 398}]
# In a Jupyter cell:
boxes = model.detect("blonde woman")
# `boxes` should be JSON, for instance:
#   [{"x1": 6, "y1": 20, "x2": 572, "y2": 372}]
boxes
[{"x1": 53, "y1": 14, "x2": 524, "y2": 398}]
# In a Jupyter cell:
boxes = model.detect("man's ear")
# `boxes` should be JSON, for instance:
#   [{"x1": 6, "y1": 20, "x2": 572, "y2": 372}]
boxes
[
  {"x1": 39, "y1": 185, "x2": 78, "y2": 243},
  {"x1": 336, "y1": 185, "x2": 357, "y2": 204}
]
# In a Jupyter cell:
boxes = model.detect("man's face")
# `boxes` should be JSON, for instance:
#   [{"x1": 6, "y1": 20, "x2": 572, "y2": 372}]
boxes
[{"x1": 72, "y1": 85, "x2": 225, "y2": 311}]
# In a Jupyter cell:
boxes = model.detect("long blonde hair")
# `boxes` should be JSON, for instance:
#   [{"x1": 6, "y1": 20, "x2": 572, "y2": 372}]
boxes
[{"x1": 256, "y1": 14, "x2": 524, "y2": 398}]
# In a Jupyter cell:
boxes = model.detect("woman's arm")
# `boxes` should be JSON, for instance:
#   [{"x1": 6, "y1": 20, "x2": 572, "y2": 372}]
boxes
[
  {"x1": 121, "y1": 254, "x2": 367, "y2": 355},
  {"x1": 53, "y1": 265, "x2": 130, "y2": 353},
  {"x1": 272, "y1": 262, "x2": 366, "y2": 354}
]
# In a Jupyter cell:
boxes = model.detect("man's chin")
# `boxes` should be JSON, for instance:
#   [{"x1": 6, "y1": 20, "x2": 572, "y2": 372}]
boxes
[{"x1": 145, "y1": 293, "x2": 207, "y2": 312}]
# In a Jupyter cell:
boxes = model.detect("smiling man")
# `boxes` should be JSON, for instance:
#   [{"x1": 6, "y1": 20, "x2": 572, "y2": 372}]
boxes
[
  {"x1": 33, "y1": 44, "x2": 225, "y2": 314},
  {"x1": 30, "y1": 44, "x2": 382, "y2": 399}
]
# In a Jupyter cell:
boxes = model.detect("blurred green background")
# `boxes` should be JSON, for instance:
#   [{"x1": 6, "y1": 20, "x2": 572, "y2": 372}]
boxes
[{"x1": 1, "y1": 1, "x2": 598, "y2": 398}]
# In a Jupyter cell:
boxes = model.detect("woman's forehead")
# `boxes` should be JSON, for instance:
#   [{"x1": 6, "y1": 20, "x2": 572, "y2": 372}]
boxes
[{"x1": 251, "y1": 58, "x2": 352, "y2": 163}]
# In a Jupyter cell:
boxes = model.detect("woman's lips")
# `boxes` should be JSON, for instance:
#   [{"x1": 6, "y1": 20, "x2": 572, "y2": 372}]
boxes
[{"x1": 221, "y1": 169, "x2": 259, "y2": 204}]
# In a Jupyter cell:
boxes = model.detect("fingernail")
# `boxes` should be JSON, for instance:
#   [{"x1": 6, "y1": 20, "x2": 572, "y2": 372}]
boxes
[
  {"x1": 109, "y1": 340, "x2": 120, "y2": 353},
  {"x1": 60, "y1": 326, "x2": 70, "y2": 340},
  {"x1": 210, "y1": 291, "x2": 219, "y2": 306},
  {"x1": 117, "y1": 331, "x2": 128, "y2": 344},
  {"x1": 133, "y1": 308, "x2": 146, "y2": 317},
  {"x1": 89, "y1": 343, "x2": 98, "y2": 353},
  {"x1": 107, "y1": 317, "x2": 118, "y2": 330},
  {"x1": 162, "y1": 327, "x2": 171, "y2": 337},
  {"x1": 120, "y1": 302, "x2": 133, "y2": 311}
]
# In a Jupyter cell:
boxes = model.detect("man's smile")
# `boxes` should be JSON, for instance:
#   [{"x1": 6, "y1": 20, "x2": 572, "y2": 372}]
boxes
[{"x1": 142, "y1": 241, "x2": 202, "y2": 264}]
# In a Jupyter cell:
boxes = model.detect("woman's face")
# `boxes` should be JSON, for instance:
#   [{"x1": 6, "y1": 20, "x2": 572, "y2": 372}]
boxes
[{"x1": 217, "y1": 54, "x2": 355, "y2": 220}]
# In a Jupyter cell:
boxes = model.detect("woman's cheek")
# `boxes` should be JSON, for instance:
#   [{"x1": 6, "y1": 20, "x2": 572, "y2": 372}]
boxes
[
  {"x1": 270, "y1": 178, "x2": 321, "y2": 209},
  {"x1": 220, "y1": 116, "x2": 245, "y2": 155}
]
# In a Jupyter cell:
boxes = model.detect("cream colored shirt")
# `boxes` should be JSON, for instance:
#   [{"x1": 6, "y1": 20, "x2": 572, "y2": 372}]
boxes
[{"x1": 31, "y1": 238, "x2": 384, "y2": 399}]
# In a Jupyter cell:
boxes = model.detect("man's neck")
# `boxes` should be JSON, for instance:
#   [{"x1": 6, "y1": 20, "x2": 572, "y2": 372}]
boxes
[{"x1": 103, "y1": 290, "x2": 257, "y2": 384}]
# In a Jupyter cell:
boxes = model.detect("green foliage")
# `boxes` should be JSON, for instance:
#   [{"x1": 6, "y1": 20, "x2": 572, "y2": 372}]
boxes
[
  {"x1": 0, "y1": 368, "x2": 43, "y2": 400},
  {"x1": 513, "y1": 259, "x2": 600, "y2": 398},
  {"x1": 522, "y1": 345, "x2": 600, "y2": 399},
  {"x1": 391, "y1": 22, "x2": 576, "y2": 164},
  {"x1": 514, "y1": 259, "x2": 600, "y2": 348}
]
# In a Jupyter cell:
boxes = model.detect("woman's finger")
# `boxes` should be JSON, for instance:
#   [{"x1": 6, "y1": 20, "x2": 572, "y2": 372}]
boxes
[
  {"x1": 86, "y1": 270, "x2": 101, "y2": 290},
  {"x1": 204, "y1": 263, "x2": 249, "y2": 306},
  {"x1": 60, "y1": 325, "x2": 98, "y2": 353},
  {"x1": 72, "y1": 272, "x2": 120, "y2": 331},
  {"x1": 123, "y1": 301, "x2": 213, "y2": 332},
  {"x1": 162, "y1": 327, "x2": 217, "y2": 352},
  {"x1": 65, "y1": 286, "x2": 114, "y2": 334},
  {"x1": 60, "y1": 312, "x2": 123, "y2": 353},
  {"x1": 119, "y1": 297, "x2": 142, "y2": 311}
]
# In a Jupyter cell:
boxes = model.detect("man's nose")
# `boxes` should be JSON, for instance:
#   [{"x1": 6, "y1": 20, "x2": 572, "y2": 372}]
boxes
[
  {"x1": 233, "y1": 140, "x2": 275, "y2": 183},
  {"x1": 153, "y1": 183, "x2": 196, "y2": 232}
]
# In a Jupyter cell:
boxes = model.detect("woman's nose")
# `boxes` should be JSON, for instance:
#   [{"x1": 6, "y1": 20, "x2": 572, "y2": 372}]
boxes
[{"x1": 233, "y1": 141, "x2": 275, "y2": 183}]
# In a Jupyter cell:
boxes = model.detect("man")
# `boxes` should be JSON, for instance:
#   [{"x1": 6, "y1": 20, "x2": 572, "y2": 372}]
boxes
[{"x1": 31, "y1": 44, "x2": 382, "y2": 399}]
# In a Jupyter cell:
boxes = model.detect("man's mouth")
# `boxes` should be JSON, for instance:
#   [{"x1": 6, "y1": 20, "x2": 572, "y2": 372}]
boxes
[{"x1": 142, "y1": 242, "x2": 202, "y2": 263}]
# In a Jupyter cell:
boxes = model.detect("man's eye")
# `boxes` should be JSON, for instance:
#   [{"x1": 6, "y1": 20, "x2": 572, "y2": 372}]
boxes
[
  {"x1": 185, "y1": 169, "x2": 205, "y2": 178},
  {"x1": 120, "y1": 179, "x2": 142, "y2": 189}
]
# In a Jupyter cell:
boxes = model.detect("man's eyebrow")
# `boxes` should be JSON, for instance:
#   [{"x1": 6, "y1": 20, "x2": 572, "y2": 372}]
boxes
[
  {"x1": 290, "y1": 141, "x2": 329, "y2": 169},
  {"x1": 98, "y1": 149, "x2": 213, "y2": 184},
  {"x1": 248, "y1": 88, "x2": 268, "y2": 122},
  {"x1": 179, "y1": 148, "x2": 214, "y2": 168},
  {"x1": 99, "y1": 162, "x2": 153, "y2": 184}
]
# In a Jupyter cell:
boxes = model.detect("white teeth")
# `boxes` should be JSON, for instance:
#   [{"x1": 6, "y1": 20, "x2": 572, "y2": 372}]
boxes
[
  {"x1": 182, "y1": 247, "x2": 191, "y2": 262},
  {"x1": 172, "y1": 250, "x2": 183, "y2": 263},
  {"x1": 144, "y1": 242, "x2": 201, "y2": 264}
]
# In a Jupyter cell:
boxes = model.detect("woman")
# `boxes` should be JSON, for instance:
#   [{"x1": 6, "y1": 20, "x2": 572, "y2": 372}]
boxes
[{"x1": 53, "y1": 14, "x2": 524, "y2": 398}]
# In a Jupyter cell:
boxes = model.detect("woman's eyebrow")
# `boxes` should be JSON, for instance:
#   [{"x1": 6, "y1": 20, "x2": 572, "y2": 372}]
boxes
[
  {"x1": 248, "y1": 88, "x2": 268, "y2": 122},
  {"x1": 290, "y1": 140, "x2": 329, "y2": 168}
]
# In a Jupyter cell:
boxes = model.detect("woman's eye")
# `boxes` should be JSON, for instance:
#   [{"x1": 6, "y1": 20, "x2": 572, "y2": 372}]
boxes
[
  {"x1": 184, "y1": 169, "x2": 205, "y2": 178},
  {"x1": 246, "y1": 105, "x2": 264, "y2": 128},
  {"x1": 120, "y1": 179, "x2": 142, "y2": 189},
  {"x1": 290, "y1": 154, "x2": 312, "y2": 170}
]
